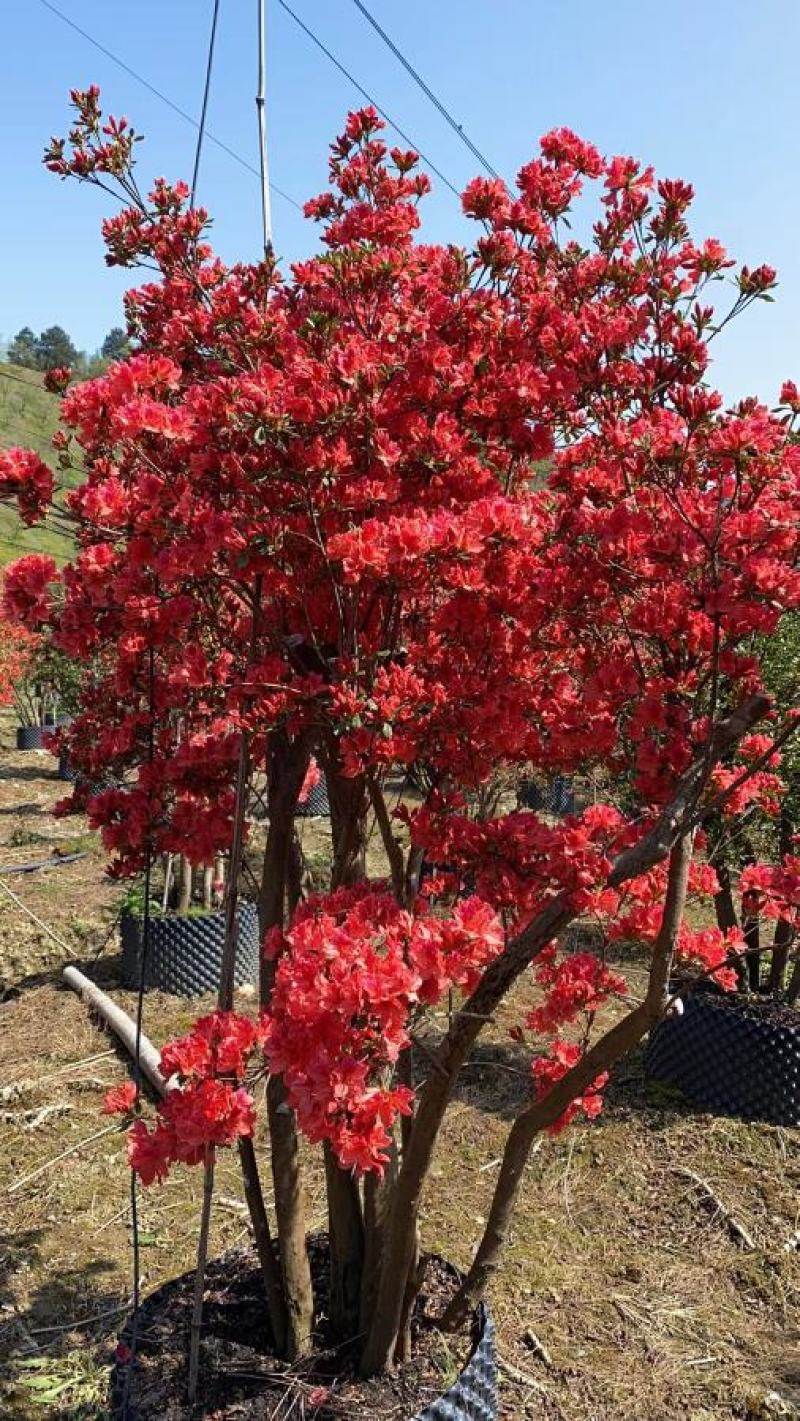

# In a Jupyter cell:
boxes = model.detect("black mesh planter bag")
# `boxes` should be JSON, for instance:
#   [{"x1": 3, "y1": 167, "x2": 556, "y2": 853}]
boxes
[
  {"x1": 646, "y1": 989, "x2": 800, "y2": 1126},
  {"x1": 120, "y1": 901, "x2": 259, "y2": 996},
  {"x1": 57, "y1": 753, "x2": 78, "y2": 782},
  {"x1": 16, "y1": 725, "x2": 48, "y2": 750},
  {"x1": 414, "y1": 1303, "x2": 496, "y2": 1420},
  {"x1": 296, "y1": 775, "x2": 330, "y2": 816}
]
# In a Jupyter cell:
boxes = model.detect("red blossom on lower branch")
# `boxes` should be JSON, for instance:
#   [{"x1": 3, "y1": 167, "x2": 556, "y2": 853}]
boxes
[
  {"x1": 128, "y1": 1081, "x2": 256, "y2": 1186},
  {"x1": 528, "y1": 952, "x2": 627, "y2": 1034},
  {"x1": 532, "y1": 1039, "x2": 609, "y2": 1134},
  {"x1": 103, "y1": 1080, "x2": 138, "y2": 1115}
]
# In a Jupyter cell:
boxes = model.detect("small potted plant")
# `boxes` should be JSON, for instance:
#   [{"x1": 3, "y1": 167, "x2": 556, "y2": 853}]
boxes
[
  {"x1": 9, "y1": 634, "x2": 79, "y2": 752},
  {"x1": 120, "y1": 853, "x2": 259, "y2": 997}
]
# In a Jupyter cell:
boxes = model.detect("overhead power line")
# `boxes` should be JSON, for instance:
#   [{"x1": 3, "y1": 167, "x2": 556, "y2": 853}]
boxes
[
  {"x1": 350, "y1": 0, "x2": 500, "y2": 179},
  {"x1": 276, "y1": 0, "x2": 462, "y2": 199},
  {"x1": 36, "y1": 0, "x2": 301, "y2": 210},
  {"x1": 190, "y1": 0, "x2": 222, "y2": 206}
]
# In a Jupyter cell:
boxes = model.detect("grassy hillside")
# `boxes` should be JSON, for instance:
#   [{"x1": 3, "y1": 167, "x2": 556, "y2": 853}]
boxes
[{"x1": 0, "y1": 362, "x2": 76, "y2": 568}]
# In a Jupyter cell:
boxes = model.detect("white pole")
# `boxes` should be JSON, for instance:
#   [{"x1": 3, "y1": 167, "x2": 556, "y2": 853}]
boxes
[{"x1": 256, "y1": 0, "x2": 274, "y2": 258}]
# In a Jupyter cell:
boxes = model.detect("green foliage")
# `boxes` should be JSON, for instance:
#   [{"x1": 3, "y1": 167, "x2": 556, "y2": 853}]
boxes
[
  {"x1": 101, "y1": 325, "x2": 130, "y2": 361},
  {"x1": 36, "y1": 324, "x2": 79, "y2": 370},
  {"x1": 7, "y1": 326, "x2": 39, "y2": 369}
]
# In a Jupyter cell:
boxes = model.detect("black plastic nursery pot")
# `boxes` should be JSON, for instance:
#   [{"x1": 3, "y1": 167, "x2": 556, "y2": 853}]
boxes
[
  {"x1": 120, "y1": 900, "x2": 259, "y2": 996},
  {"x1": 646, "y1": 987, "x2": 800, "y2": 1127},
  {"x1": 518, "y1": 777, "x2": 576, "y2": 815},
  {"x1": 110, "y1": 1242, "x2": 497, "y2": 1420},
  {"x1": 57, "y1": 752, "x2": 78, "y2": 782},
  {"x1": 16, "y1": 725, "x2": 49, "y2": 751},
  {"x1": 296, "y1": 775, "x2": 331, "y2": 817}
]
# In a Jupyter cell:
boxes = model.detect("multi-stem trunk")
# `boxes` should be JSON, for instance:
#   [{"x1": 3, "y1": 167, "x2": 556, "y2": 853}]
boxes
[
  {"x1": 358, "y1": 696, "x2": 768, "y2": 1376},
  {"x1": 440, "y1": 832, "x2": 694, "y2": 1330},
  {"x1": 258, "y1": 733, "x2": 315, "y2": 1359}
]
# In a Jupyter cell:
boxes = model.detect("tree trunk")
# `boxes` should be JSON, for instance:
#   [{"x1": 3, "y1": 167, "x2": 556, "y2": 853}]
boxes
[
  {"x1": 359, "y1": 1148, "x2": 397, "y2": 1338},
  {"x1": 177, "y1": 852, "x2": 192, "y2": 912},
  {"x1": 327, "y1": 758, "x2": 368, "y2": 888},
  {"x1": 325, "y1": 1144, "x2": 365, "y2": 1342},
  {"x1": 287, "y1": 830, "x2": 306, "y2": 915},
  {"x1": 258, "y1": 733, "x2": 314, "y2": 1359},
  {"x1": 768, "y1": 806, "x2": 795, "y2": 995},
  {"x1": 238, "y1": 1136, "x2": 288, "y2": 1352},
  {"x1": 710, "y1": 820, "x2": 746, "y2": 990}
]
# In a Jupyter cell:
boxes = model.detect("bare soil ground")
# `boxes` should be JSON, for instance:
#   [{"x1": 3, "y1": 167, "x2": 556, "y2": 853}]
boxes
[{"x1": 0, "y1": 713, "x2": 797, "y2": 1419}]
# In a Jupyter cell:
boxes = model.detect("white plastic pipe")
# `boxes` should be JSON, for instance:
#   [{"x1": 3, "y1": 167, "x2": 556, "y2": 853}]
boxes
[{"x1": 62, "y1": 964, "x2": 173, "y2": 1096}]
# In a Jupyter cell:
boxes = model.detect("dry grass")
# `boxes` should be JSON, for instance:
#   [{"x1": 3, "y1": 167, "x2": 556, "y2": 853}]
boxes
[{"x1": 0, "y1": 715, "x2": 797, "y2": 1418}]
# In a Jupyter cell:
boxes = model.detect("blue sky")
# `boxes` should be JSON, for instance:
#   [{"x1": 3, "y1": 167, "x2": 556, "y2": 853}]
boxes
[{"x1": 1, "y1": 1, "x2": 799, "y2": 400}]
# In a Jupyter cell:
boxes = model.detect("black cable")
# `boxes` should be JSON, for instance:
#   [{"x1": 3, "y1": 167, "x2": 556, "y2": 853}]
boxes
[
  {"x1": 191, "y1": 0, "x2": 222, "y2": 207},
  {"x1": 36, "y1": 0, "x2": 301, "y2": 211},
  {"x1": 350, "y1": 0, "x2": 500, "y2": 179},
  {"x1": 276, "y1": 0, "x2": 462, "y2": 199}
]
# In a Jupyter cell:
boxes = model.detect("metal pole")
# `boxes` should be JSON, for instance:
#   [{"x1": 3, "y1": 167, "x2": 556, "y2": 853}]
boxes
[{"x1": 256, "y1": 0, "x2": 274, "y2": 258}]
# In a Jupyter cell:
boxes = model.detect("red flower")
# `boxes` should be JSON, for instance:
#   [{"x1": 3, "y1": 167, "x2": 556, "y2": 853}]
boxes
[
  {"x1": 43, "y1": 365, "x2": 72, "y2": 393},
  {"x1": 103, "y1": 1080, "x2": 138, "y2": 1115},
  {"x1": 0, "y1": 449, "x2": 54, "y2": 525},
  {"x1": 2, "y1": 554, "x2": 59, "y2": 626}
]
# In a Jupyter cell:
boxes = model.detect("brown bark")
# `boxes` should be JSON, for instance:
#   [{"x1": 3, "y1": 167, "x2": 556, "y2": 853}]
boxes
[
  {"x1": 769, "y1": 917, "x2": 795, "y2": 996},
  {"x1": 768, "y1": 806, "x2": 795, "y2": 994},
  {"x1": 238, "y1": 1136, "x2": 288, "y2": 1352},
  {"x1": 441, "y1": 833, "x2": 694, "y2": 1330},
  {"x1": 359, "y1": 1147, "x2": 397, "y2": 1338},
  {"x1": 359, "y1": 695, "x2": 768, "y2": 1377},
  {"x1": 177, "y1": 852, "x2": 192, "y2": 912},
  {"x1": 327, "y1": 757, "x2": 369, "y2": 888},
  {"x1": 259, "y1": 733, "x2": 314, "y2": 1359},
  {"x1": 187, "y1": 1147, "x2": 215, "y2": 1403},
  {"x1": 713, "y1": 854, "x2": 746, "y2": 991},
  {"x1": 324, "y1": 1143, "x2": 365, "y2": 1341},
  {"x1": 367, "y1": 773, "x2": 407, "y2": 903},
  {"x1": 287, "y1": 830, "x2": 306, "y2": 915}
]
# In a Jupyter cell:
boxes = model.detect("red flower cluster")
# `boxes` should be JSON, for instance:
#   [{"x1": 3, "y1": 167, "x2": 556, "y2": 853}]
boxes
[
  {"x1": 1, "y1": 554, "x2": 59, "y2": 627},
  {"x1": 264, "y1": 885, "x2": 504, "y2": 1173},
  {"x1": 531, "y1": 1040, "x2": 609, "y2": 1134},
  {"x1": 128, "y1": 1082, "x2": 255, "y2": 1186},
  {"x1": 103, "y1": 1080, "x2": 138, "y2": 1115},
  {"x1": 0, "y1": 604, "x2": 36, "y2": 706},
  {"x1": 127, "y1": 1012, "x2": 263, "y2": 1186},
  {"x1": 0, "y1": 449, "x2": 55, "y2": 526},
  {"x1": 740, "y1": 857, "x2": 800, "y2": 923},
  {"x1": 528, "y1": 952, "x2": 627, "y2": 1034},
  {"x1": 43, "y1": 366, "x2": 72, "y2": 394}
]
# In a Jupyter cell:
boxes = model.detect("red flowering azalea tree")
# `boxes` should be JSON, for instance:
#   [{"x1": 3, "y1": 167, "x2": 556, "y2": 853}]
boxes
[
  {"x1": 2, "y1": 87, "x2": 799, "y2": 1386},
  {"x1": 0, "y1": 604, "x2": 36, "y2": 710}
]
